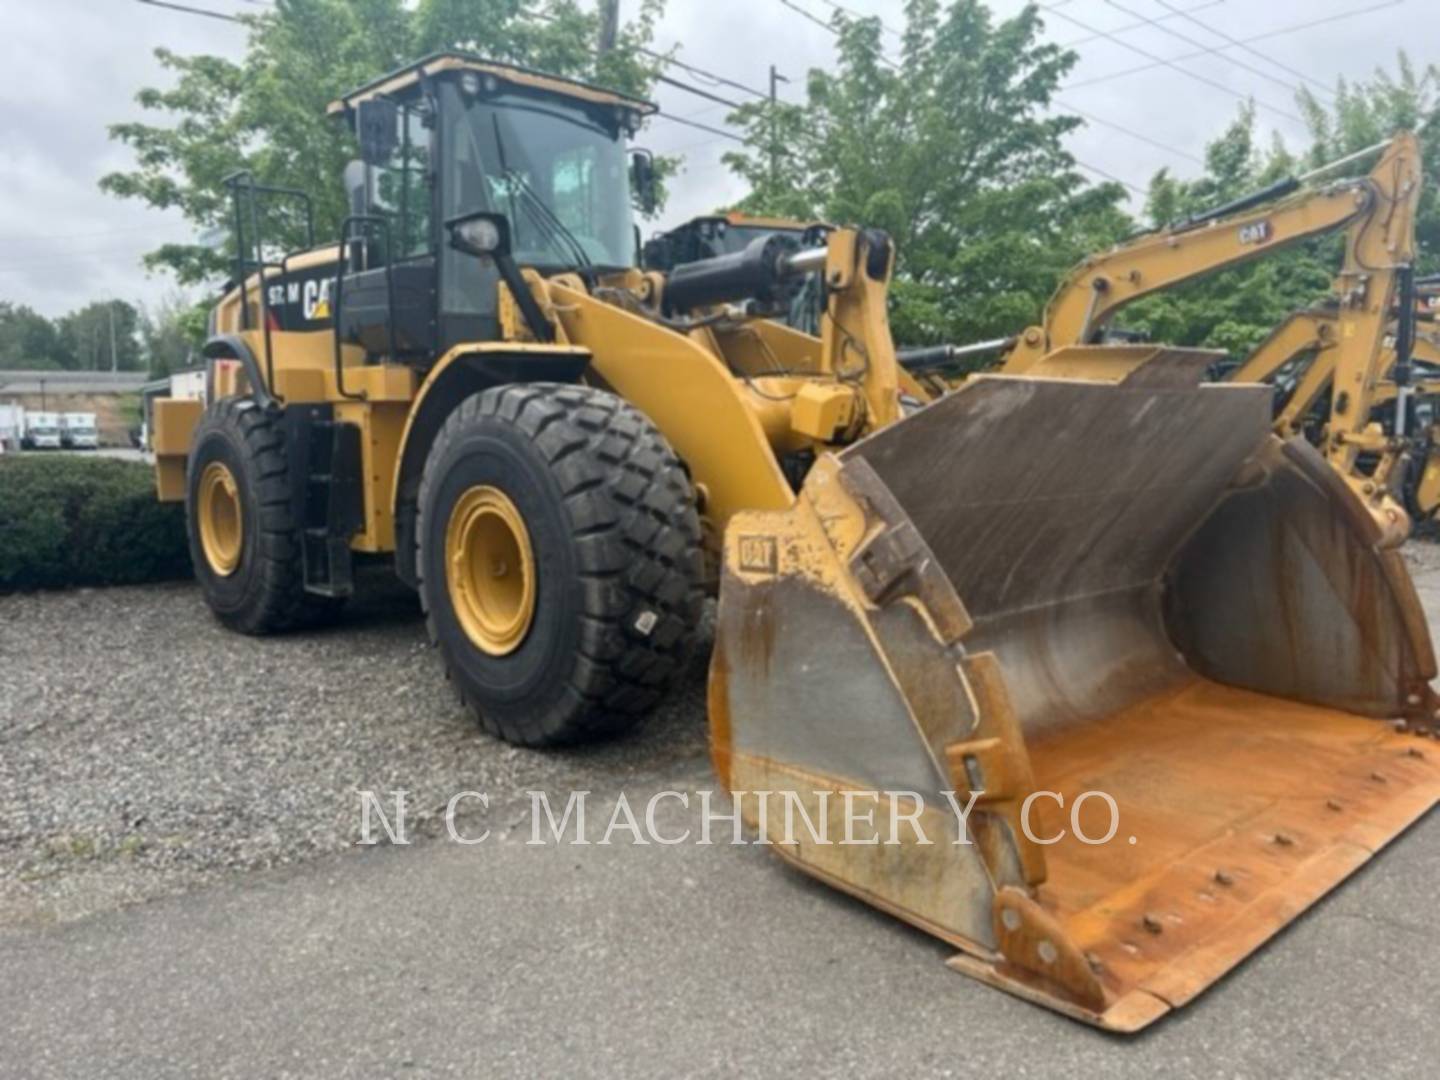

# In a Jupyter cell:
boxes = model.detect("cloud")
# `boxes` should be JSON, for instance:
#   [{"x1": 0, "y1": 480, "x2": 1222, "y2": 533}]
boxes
[{"x1": 0, "y1": 0, "x2": 1416, "y2": 317}]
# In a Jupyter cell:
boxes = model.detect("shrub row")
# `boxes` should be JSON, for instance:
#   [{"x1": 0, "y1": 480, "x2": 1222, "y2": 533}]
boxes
[{"x1": 0, "y1": 456, "x2": 191, "y2": 590}]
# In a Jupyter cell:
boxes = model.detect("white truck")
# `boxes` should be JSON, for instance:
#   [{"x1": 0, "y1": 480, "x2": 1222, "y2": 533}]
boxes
[
  {"x1": 23, "y1": 411, "x2": 63, "y2": 450},
  {"x1": 60, "y1": 412, "x2": 99, "y2": 450},
  {"x1": 0, "y1": 404, "x2": 23, "y2": 451}
]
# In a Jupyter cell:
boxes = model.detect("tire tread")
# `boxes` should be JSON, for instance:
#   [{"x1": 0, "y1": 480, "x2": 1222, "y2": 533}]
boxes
[{"x1": 417, "y1": 383, "x2": 703, "y2": 745}]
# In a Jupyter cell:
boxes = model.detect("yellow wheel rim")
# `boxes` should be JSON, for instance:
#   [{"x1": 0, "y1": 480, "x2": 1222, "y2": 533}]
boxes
[
  {"x1": 446, "y1": 485, "x2": 536, "y2": 656},
  {"x1": 198, "y1": 461, "x2": 243, "y2": 577}
]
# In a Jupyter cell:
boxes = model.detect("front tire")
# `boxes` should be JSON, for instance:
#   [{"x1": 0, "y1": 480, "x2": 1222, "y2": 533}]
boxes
[
  {"x1": 186, "y1": 398, "x2": 343, "y2": 634},
  {"x1": 417, "y1": 384, "x2": 704, "y2": 746}
]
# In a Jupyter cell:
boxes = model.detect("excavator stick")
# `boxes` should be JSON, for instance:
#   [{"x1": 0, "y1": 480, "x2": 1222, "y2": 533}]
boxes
[{"x1": 709, "y1": 351, "x2": 1440, "y2": 1032}]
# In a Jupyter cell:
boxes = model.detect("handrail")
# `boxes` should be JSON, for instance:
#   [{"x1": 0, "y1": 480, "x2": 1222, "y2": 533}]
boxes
[
  {"x1": 332, "y1": 214, "x2": 399, "y2": 401},
  {"x1": 222, "y1": 171, "x2": 319, "y2": 404}
]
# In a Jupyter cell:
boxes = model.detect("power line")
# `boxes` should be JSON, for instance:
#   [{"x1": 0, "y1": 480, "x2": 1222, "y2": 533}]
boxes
[
  {"x1": 1065, "y1": 0, "x2": 1405, "y2": 91},
  {"x1": 1044, "y1": 3, "x2": 1301, "y2": 122},
  {"x1": 1073, "y1": 159, "x2": 1146, "y2": 196},
  {"x1": 1151, "y1": 0, "x2": 1335, "y2": 98},
  {"x1": 777, "y1": 0, "x2": 901, "y2": 70},
  {"x1": 1057, "y1": 101, "x2": 1204, "y2": 164},
  {"x1": 654, "y1": 73, "x2": 745, "y2": 112},
  {"x1": 133, "y1": 0, "x2": 244, "y2": 23},
  {"x1": 813, "y1": 0, "x2": 904, "y2": 39},
  {"x1": 652, "y1": 132, "x2": 735, "y2": 155},
  {"x1": 1101, "y1": 0, "x2": 1317, "y2": 103},
  {"x1": 1055, "y1": 0, "x2": 1227, "y2": 48},
  {"x1": 522, "y1": 8, "x2": 761, "y2": 140},
  {"x1": 678, "y1": 100, "x2": 731, "y2": 122},
  {"x1": 652, "y1": 111, "x2": 747, "y2": 144},
  {"x1": 775, "y1": 0, "x2": 1155, "y2": 191},
  {"x1": 638, "y1": 48, "x2": 771, "y2": 101}
]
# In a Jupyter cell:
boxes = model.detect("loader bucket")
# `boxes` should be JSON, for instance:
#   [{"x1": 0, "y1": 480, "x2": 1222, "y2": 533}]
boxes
[{"x1": 709, "y1": 352, "x2": 1440, "y2": 1032}]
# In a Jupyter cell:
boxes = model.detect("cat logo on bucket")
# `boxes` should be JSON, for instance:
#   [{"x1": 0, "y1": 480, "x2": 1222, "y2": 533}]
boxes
[{"x1": 737, "y1": 535, "x2": 778, "y2": 575}]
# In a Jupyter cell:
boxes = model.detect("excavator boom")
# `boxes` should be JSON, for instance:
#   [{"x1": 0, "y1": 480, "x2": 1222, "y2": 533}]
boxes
[{"x1": 1000, "y1": 134, "x2": 1424, "y2": 539}]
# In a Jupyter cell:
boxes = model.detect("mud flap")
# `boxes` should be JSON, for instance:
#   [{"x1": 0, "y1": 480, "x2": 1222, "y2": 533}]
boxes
[{"x1": 709, "y1": 357, "x2": 1440, "y2": 1031}]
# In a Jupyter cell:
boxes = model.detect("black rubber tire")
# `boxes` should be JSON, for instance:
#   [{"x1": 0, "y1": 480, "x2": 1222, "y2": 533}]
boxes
[
  {"x1": 186, "y1": 398, "x2": 344, "y2": 635},
  {"x1": 417, "y1": 383, "x2": 704, "y2": 746}
]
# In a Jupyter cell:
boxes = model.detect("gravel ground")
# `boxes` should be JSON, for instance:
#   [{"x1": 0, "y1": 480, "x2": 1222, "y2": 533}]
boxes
[
  {"x1": 1404, "y1": 534, "x2": 1440, "y2": 575},
  {"x1": 5, "y1": 542, "x2": 1439, "y2": 931},
  {"x1": 0, "y1": 569, "x2": 713, "y2": 928}
]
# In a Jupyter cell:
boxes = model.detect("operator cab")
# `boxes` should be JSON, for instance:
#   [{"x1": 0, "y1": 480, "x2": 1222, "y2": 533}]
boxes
[
  {"x1": 328, "y1": 53, "x2": 658, "y2": 361},
  {"x1": 229, "y1": 53, "x2": 658, "y2": 369}
]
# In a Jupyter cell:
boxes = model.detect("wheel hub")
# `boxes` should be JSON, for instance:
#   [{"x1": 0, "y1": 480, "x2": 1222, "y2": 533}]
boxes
[
  {"x1": 446, "y1": 485, "x2": 536, "y2": 656},
  {"x1": 198, "y1": 461, "x2": 243, "y2": 576}
]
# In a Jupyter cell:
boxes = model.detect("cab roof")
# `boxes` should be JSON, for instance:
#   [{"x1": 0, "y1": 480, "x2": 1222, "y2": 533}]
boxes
[{"x1": 326, "y1": 52, "x2": 658, "y2": 118}]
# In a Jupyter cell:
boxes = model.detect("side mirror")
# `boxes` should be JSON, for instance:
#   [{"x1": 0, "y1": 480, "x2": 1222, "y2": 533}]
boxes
[
  {"x1": 356, "y1": 98, "x2": 399, "y2": 166},
  {"x1": 446, "y1": 211, "x2": 512, "y2": 259},
  {"x1": 630, "y1": 150, "x2": 659, "y2": 216}
]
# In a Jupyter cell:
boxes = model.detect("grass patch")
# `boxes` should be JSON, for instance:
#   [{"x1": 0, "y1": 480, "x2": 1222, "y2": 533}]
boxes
[{"x1": 0, "y1": 455, "x2": 190, "y2": 590}]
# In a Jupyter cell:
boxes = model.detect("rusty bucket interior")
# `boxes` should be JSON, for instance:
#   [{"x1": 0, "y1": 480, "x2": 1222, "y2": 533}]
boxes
[{"x1": 710, "y1": 354, "x2": 1440, "y2": 1031}]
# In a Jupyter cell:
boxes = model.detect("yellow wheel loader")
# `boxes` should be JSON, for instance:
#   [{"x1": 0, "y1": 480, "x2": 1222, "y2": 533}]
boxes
[
  {"x1": 1000, "y1": 134, "x2": 1426, "y2": 540},
  {"x1": 149, "y1": 54, "x2": 1440, "y2": 1031}
]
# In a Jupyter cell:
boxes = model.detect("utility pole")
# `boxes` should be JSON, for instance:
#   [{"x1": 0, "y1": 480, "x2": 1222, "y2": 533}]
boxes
[
  {"x1": 597, "y1": 0, "x2": 620, "y2": 55},
  {"x1": 769, "y1": 65, "x2": 789, "y2": 192},
  {"x1": 108, "y1": 301, "x2": 119, "y2": 373}
]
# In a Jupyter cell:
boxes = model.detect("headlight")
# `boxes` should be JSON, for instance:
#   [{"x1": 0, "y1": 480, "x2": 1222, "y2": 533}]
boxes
[{"x1": 460, "y1": 71, "x2": 501, "y2": 99}]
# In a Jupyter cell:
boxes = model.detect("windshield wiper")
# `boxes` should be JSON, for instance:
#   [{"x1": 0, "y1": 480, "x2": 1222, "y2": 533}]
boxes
[
  {"x1": 490, "y1": 115, "x2": 593, "y2": 271},
  {"x1": 506, "y1": 170, "x2": 593, "y2": 270}
]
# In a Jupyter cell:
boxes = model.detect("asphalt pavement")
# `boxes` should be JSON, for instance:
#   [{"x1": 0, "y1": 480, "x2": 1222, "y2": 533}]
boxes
[{"x1": 3, "y1": 571, "x2": 1440, "y2": 1077}]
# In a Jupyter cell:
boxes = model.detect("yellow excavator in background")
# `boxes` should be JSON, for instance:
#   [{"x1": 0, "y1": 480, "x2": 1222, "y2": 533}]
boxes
[
  {"x1": 1233, "y1": 305, "x2": 1440, "y2": 515},
  {"x1": 147, "y1": 56, "x2": 1440, "y2": 1032},
  {"x1": 1001, "y1": 134, "x2": 1424, "y2": 541}
]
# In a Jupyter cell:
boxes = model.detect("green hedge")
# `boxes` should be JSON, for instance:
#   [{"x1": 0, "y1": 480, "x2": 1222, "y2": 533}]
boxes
[{"x1": 0, "y1": 456, "x2": 191, "y2": 589}]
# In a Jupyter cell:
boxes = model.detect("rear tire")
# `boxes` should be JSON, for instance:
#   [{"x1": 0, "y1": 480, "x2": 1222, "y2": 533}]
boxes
[
  {"x1": 186, "y1": 398, "x2": 344, "y2": 634},
  {"x1": 417, "y1": 384, "x2": 704, "y2": 746}
]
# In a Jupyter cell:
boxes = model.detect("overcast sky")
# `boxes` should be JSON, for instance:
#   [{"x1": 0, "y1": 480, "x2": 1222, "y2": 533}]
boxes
[{"x1": 0, "y1": 0, "x2": 1423, "y2": 317}]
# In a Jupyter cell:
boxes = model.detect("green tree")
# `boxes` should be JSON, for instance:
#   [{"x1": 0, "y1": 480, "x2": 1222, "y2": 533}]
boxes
[
  {"x1": 719, "y1": 0, "x2": 1131, "y2": 346},
  {"x1": 1298, "y1": 52, "x2": 1440, "y2": 275},
  {"x1": 1124, "y1": 53, "x2": 1438, "y2": 361},
  {"x1": 0, "y1": 303, "x2": 65, "y2": 371},
  {"x1": 102, "y1": 0, "x2": 666, "y2": 286},
  {"x1": 140, "y1": 292, "x2": 210, "y2": 378},
  {"x1": 56, "y1": 301, "x2": 143, "y2": 372}
]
